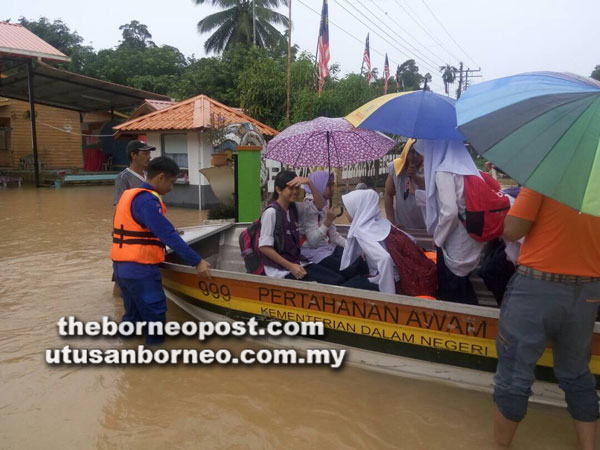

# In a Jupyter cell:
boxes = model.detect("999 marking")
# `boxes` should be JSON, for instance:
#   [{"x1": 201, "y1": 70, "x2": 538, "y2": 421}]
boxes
[{"x1": 198, "y1": 281, "x2": 231, "y2": 301}]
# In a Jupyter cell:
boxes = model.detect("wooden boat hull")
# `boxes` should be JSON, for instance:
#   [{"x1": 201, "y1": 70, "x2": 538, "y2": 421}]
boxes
[{"x1": 161, "y1": 224, "x2": 600, "y2": 406}]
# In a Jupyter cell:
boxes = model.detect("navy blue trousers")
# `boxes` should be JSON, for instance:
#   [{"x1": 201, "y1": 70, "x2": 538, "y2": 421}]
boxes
[
  {"x1": 317, "y1": 246, "x2": 370, "y2": 281},
  {"x1": 115, "y1": 276, "x2": 166, "y2": 345}
]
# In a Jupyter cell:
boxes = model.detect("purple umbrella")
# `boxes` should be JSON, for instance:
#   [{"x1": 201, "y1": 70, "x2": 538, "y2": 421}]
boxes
[{"x1": 265, "y1": 117, "x2": 396, "y2": 168}]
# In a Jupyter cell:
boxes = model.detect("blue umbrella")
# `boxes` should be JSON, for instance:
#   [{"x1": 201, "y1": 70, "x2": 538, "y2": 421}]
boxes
[{"x1": 346, "y1": 90, "x2": 465, "y2": 141}]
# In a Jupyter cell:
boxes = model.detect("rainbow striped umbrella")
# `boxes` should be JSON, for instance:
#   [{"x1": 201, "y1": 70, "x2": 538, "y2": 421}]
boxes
[
  {"x1": 345, "y1": 90, "x2": 465, "y2": 141},
  {"x1": 457, "y1": 72, "x2": 600, "y2": 216}
]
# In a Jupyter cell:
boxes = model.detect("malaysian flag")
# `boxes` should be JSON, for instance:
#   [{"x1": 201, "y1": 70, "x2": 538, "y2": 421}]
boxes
[
  {"x1": 317, "y1": 0, "x2": 330, "y2": 97},
  {"x1": 383, "y1": 54, "x2": 390, "y2": 94},
  {"x1": 363, "y1": 33, "x2": 371, "y2": 84}
]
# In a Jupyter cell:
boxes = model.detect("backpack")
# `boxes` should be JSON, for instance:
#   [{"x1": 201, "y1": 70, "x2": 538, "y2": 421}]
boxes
[
  {"x1": 385, "y1": 226, "x2": 438, "y2": 297},
  {"x1": 238, "y1": 205, "x2": 284, "y2": 275},
  {"x1": 460, "y1": 171, "x2": 510, "y2": 242}
]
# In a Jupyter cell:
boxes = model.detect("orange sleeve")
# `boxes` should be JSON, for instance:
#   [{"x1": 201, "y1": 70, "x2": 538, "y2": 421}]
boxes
[{"x1": 508, "y1": 188, "x2": 543, "y2": 222}]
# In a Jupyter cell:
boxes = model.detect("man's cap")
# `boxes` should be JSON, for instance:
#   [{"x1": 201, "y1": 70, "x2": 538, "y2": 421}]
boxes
[{"x1": 127, "y1": 140, "x2": 156, "y2": 153}]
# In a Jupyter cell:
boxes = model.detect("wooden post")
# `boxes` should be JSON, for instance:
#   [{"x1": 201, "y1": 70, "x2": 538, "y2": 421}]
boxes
[
  {"x1": 26, "y1": 60, "x2": 40, "y2": 187},
  {"x1": 286, "y1": 0, "x2": 292, "y2": 127}
]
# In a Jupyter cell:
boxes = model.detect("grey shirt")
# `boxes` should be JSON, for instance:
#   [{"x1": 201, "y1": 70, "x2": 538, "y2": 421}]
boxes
[
  {"x1": 113, "y1": 168, "x2": 146, "y2": 205},
  {"x1": 387, "y1": 161, "x2": 427, "y2": 229}
]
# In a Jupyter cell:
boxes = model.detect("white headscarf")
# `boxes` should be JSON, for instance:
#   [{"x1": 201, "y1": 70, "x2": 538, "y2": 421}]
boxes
[
  {"x1": 340, "y1": 189, "x2": 391, "y2": 270},
  {"x1": 414, "y1": 139, "x2": 480, "y2": 235}
]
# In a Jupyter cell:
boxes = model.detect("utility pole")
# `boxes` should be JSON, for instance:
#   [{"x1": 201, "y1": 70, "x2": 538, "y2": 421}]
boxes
[
  {"x1": 463, "y1": 67, "x2": 482, "y2": 91},
  {"x1": 456, "y1": 62, "x2": 464, "y2": 99},
  {"x1": 286, "y1": 0, "x2": 292, "y2": 127},
  {"x1": 252, "y1": 0, "x2": 256, "y2": 46}
]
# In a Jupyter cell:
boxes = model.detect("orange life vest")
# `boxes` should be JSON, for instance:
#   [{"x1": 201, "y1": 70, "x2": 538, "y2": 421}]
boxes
[{"x1": 111, "y1": 188, "x2": 167, "y2": 264}]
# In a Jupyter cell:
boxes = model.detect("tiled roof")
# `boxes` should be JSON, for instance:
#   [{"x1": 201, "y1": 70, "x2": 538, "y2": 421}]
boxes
[
  {"x1": 114, "y1": 95, "x2": 278, "y2": 136},
  {"x1": 128, "y1": 99, "x2": 176, "y2": 120},
  {"x1": 0, "y1": 22, "x2": 69, "y2": 62}
]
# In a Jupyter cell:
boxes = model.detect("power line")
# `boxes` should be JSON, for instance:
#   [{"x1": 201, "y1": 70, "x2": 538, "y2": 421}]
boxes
[
  {"x1": 392, "y1": 0, "x2": 463, "y2": 65},
  {"x1": 420, "y1": 0, "x2": 480, "y2": 68},
  {"x1": 333, "y1": 0, "x2": 441, "y2": 76},
  {"x1": 296, "y1": 0, "x2": 444, "y2": 91},
  {"x1": 348, "y1": 0, "x2": 445, "y2": 70}
]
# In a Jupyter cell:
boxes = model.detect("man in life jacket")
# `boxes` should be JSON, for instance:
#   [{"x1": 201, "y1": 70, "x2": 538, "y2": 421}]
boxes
[
  {"x1": 112, "y1": 140, "x2": 155, "y2": 298},
  {"x1": 112, "y1": 156, "x2": 211, "y2": 344}
]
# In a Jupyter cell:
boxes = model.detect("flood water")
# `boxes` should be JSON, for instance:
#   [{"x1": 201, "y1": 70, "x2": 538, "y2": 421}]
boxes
[{"x1": 0, "y1": 186, "x2": 582, "y2": 449}]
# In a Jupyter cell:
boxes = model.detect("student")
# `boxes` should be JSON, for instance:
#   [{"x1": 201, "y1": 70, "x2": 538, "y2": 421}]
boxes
[
  {"x1": 300, "y1": 171, "x2": 367, "y2": 280},
  {"x1": 258, "y1": 170, "x2": 344, "y2": 285},
  {"x1": 494, "y1": 188, "x2": 600, "y2": 449},
  {"x1": 340, "y1": 189, "x2": 399, "y2": 294},
  {"x1": 415, "y1": 139, "x2": 485, "y2": 305},
  {"x1": 113, "y1": 140, "x2": 154, "y2": 206},
  {"x1": 384, "y1": 140, "x2": 426, "y2": 230},
  {"x1": 112, "y1": 157, "x2": 210, "y2": 345}
]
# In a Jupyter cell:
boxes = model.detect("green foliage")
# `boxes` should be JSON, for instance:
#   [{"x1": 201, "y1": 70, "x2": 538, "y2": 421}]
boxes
[
  {"x1": 396, "y1": 59, "x2": 424, "y2": 91},
  {"x1": 592, "y1": 65, "x2": 600, "y2": 81},
  {"x1": 207, "y1": 203, "x2": 236, "y2": 219},
  {"x1": 194, "y1": 0, "x2": 289, "y2": 53},
  {"x1": 439, "y1": 64, "x2": 457, "y2": 95}
]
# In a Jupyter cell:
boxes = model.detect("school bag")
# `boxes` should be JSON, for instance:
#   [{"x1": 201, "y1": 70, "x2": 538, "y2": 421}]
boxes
[
  {"x1": 385, "y1": 226, "x2": 438, "y2": 297},
  {"x1": 460, "y1": 171, "x2": 510, "y2": 242},
  {"x1": 239, "y1": 205, "x2": 284, "y2": 275}
]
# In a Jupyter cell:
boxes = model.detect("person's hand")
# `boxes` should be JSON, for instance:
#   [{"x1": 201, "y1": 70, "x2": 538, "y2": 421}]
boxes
[
  {"x1": 289, "y1": 264, "x2": 307, "y2": 279},
  {"x1": 196, "y1": 260, "x2": 211, "y2": 278},
  {"x1": 406, "y1": 164, "x2": 417, "y2": 178},
  {"x1": 287, "y1": 176, "x2": 309, "y2": 188},
  {"x1": 324, "y1": 207, "x2": 337, "y2": 227}
]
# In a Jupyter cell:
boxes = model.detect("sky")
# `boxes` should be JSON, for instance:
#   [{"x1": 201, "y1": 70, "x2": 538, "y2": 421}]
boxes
[{"x1": 4, "y1": 0, "x2": 600, "y2": 95}]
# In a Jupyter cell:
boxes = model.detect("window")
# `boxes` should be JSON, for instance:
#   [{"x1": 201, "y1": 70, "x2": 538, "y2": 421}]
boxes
[
  {"x1": 0, "y1": 125, "x2": 9, "y2": 151},
  {"x1": 162, "y1": 134, "x2": 188, "y2": 169}
]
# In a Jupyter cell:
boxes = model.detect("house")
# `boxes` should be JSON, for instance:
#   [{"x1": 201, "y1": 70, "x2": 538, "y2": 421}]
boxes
[{"x1": 113, "y1": 94, "x2": 279, "y2": 209}]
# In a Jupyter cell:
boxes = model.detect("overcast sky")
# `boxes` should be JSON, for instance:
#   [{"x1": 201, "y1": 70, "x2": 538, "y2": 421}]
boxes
[{"x1": 4, "y1": 0, "x2": 599, "y2": 95}]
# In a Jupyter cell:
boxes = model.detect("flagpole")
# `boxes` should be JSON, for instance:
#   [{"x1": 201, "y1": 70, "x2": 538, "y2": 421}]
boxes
[
  {"x1": 252, "y1": 0, "x2": 256, "y2": 46},
  {"x1": 286, "y1": 0, "x2": 292, "y2": 127}
]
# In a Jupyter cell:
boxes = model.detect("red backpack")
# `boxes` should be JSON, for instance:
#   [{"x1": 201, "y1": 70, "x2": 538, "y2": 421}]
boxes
[
  {"x1": 385, "y1": 226, "x2": 438, "y2": 297},
  {"x1": 460, "y1": 171, "x2": 510, "y2": 242},
  {"x1": 238, "y1": 205, "x2": 285, "y2": 275}
]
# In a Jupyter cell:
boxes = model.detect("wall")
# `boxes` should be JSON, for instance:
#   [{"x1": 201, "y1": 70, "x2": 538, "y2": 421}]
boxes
[{"x1": 5, "y1": 100, "x2": 82, "y2": 169}]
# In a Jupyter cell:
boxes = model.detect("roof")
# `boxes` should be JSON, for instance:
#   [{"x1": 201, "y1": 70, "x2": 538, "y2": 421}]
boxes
[
  {"x1": 128, "y1": 99, "x2": 177, "y2": 120},
  {"x1": 114, "y1": 94, "x2": 279, "y2": 136},
  {"x1": 0, "y1": 62, "x2": 170, "y2": 112},
  {"x1": 0, "y1": 22, "x2": 69, "y2": 62}
]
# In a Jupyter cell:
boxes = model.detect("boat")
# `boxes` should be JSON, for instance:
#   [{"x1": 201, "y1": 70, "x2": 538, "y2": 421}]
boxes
[{"x1": 161, "y1": 223, "x2": 600, "y2": 407}]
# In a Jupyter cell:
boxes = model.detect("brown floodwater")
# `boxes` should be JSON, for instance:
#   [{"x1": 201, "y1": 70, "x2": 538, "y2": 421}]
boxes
[{"x1": 0, "y1": 185, "x2": 581, "y2": 449}]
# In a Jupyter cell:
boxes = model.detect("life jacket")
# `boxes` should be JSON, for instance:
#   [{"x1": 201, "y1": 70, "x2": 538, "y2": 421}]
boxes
[
  {"x1": 460, "y1": 171, "x2": 511, "y2": 242},
  {"x1": 384, "y1": 226, "x2": 438, "y2": 297},
  {"x1": 111, "y1": 188, "x2": 167, "y2": 264}
]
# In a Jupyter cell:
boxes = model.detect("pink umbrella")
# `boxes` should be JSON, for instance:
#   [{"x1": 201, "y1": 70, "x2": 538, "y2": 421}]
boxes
[{"x1": 265, "y1": 117, "x2": 396, "y2": 168}]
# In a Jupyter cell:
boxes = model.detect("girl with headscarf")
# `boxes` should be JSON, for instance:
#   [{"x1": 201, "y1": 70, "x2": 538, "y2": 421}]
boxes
[
  {"x1": 339, "y1": 189, "x2": 399, "y2": 294},
  {"x1": 414, "y1": 139, "x2": 485, "y2": 304},
  {"x1": 300, "y1": 171, "x2": 367, "y2": 280},
  {"x1": 258, "y1": 170, "x2": 344, "y2": 285}
]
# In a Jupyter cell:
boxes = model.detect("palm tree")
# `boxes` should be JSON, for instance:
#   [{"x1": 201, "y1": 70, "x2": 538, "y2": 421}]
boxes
[
  {"x1": 195, "y1": 0, "x2": 289, "y2": 54},
  {"x1": 439, "y1": 64, "x2": 457, "y2": 95}
]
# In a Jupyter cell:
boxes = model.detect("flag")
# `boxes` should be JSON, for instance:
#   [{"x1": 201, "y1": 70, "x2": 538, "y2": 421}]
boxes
[
  {"x1": 317, "y1": 0, "x2": 330, "y2": 97},
  {"x1": 383, "y1": 54, "x2": 390, "y2": 94},
  {"x1": 362, "y1": 33, "x2": 371, "y2": 84},
  {"x1": 396, "y1": 65, "x2": 401, "y2": 91}
]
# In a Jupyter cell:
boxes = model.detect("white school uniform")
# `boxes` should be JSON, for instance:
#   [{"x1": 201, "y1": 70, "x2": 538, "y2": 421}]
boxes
[{"x1": 341, "y1": 189, "x2": 399, "y2": 294}]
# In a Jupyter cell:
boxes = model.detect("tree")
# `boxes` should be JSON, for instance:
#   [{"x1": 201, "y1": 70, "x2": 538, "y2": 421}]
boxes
[
  {"x1": 396, "y1": 59, "x2": 423, "y2": 91},
  {"x1": 17, "y1": 17, "x2": 96, "y2": 72},
  {"x1": 439, "y1": 64, "x2": 457, "y2": 95},
  {"x1": 119, "y1": 20, "x2": 154, "y2": 49},
  {"x1": 592, "y1": 65, "x2": 600, "y2": 81},
  {"x1": 194, "y1": 0, "x2": 289, "y2": 54}
]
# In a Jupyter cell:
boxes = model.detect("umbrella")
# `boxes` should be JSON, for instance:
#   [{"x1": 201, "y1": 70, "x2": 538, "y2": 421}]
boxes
[
  {"x1": 264, "y1": 117, "x2": 396, "y2": 168},
  {"x1": 456, "y1": 71, "x2": 600, "y2": 216},
  {"x1": 345, "y1": 90, "x2": 465, "y2": 141}
]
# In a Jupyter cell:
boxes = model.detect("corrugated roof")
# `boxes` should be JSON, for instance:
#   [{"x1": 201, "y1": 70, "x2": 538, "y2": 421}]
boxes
[
  {"x1": 114, "y1": 95, "x2": 278, "y2": 136},
  {"x1": 0, "y1": 22, "x2": 70, "y2": 62}
]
